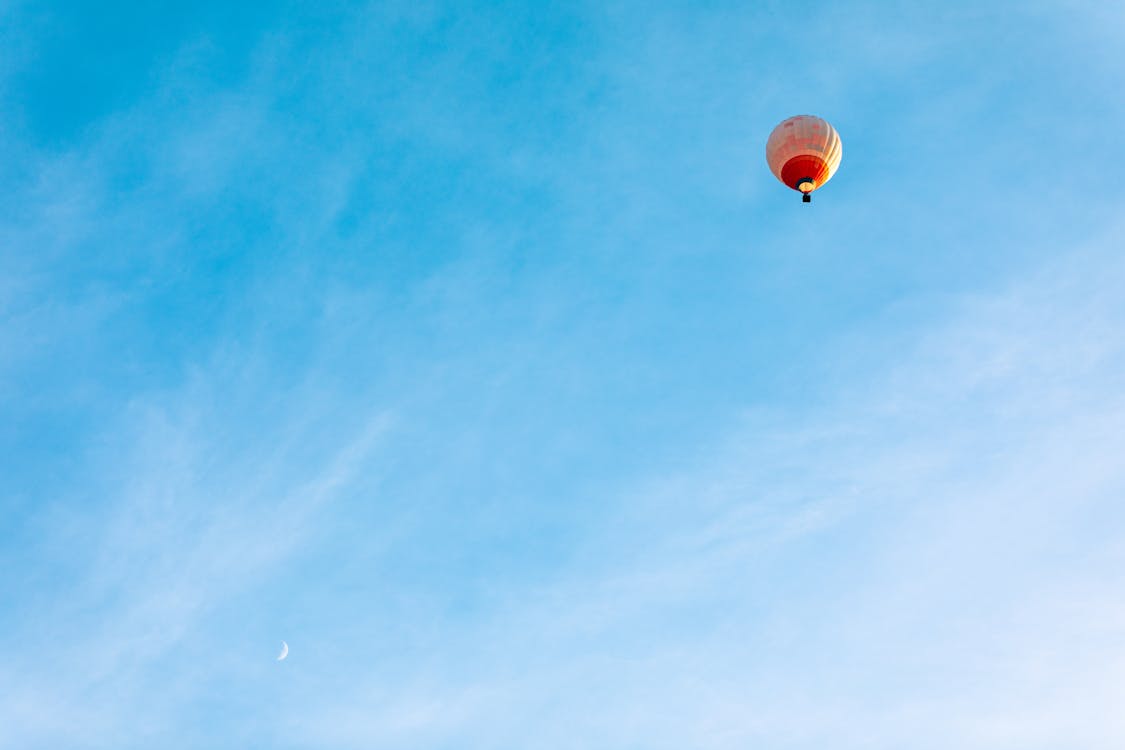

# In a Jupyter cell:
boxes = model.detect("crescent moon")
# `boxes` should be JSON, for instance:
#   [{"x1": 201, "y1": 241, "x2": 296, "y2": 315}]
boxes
[{"x1": 277, "y1": 641, "x2": 289, "y2": 661}]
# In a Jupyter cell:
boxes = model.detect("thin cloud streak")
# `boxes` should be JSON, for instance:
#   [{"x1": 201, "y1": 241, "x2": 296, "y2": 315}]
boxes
[
  {"x1": 0, "y1": 383, "x2": 392, "y2": 748},
  {"x1": 287, "y1": 231, "x2": 1125, "y2": 749}
]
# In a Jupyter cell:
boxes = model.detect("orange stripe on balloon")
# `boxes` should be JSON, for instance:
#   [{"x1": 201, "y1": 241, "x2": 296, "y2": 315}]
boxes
[{"x1": 780, "y1": 155, "x2": 831, "y2": 190}]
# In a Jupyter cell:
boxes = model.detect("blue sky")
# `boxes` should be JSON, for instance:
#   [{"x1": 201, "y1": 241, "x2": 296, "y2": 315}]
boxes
[{"x1": 3, "y1": 1, "x2": 1125, "y2": 747}]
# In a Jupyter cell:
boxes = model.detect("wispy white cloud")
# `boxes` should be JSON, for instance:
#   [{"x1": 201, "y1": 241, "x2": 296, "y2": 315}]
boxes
[
  {"x1": 0, "y1": 397, "x2": 392, "y2": 748},
  {"x1": 282, "y1": 227, "x2": 1125, "y2": 749}
]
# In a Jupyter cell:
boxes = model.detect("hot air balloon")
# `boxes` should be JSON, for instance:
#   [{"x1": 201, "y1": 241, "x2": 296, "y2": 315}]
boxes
[{"x1": 766, "y1": 115, "x2": 842, "y2": 203}]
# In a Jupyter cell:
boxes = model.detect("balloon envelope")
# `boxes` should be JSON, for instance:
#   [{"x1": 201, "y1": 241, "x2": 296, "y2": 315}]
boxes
[{"x1": 766, "y1": 115, "x2": 842, "y2": 195}]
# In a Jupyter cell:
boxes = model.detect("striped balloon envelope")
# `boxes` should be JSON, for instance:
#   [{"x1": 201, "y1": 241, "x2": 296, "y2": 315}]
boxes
[{"x1": 766, "y1": 115, "x2": 842, "y2": 203}]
